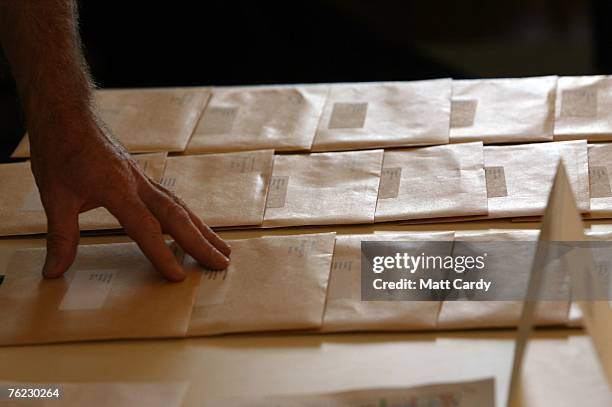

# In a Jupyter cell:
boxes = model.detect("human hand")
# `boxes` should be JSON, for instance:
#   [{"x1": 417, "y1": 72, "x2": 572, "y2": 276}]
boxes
[{"x1": 28, "y1": 114, "x2": 231, "y2": 281}]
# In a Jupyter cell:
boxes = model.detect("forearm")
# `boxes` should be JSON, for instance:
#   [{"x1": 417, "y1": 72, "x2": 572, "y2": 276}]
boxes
[
  {"x1": 0, "y1": 0, "x2": 94, "y2": 139},
  {"x1": 0, "y1": 1, "x2": 232, "y2": 279}
]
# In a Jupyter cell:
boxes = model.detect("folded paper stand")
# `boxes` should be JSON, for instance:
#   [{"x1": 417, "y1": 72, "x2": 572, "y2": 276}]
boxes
[{"x1": 508, "y1": 163, "x2": 612, "y2": 407}]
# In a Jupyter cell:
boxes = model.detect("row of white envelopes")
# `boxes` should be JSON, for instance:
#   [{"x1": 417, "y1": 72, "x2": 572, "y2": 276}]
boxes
[
  {"x1": 2, "y1": 139, "x2": 612, "y2": 235},
  {"x1": 0, "y1": 229, "x2": 607, "y2": 346},
  {"x1": 9, "y1": 75, "x2": 612, "y2": 157}
]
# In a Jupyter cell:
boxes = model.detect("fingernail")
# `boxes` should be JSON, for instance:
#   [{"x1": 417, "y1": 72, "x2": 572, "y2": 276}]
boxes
[
  {"x1": 210, "y1": 255, "x2": 230, "y2": 271},
  {"x1": 220, "y1": 255, "x2": 231, "y2": 268},
  {"x1": 168, "y1": 269, "x2": 186, "y2": 282}
]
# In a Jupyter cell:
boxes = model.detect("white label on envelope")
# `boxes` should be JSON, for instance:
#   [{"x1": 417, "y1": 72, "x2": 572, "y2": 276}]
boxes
[
  {"x1": 229, "y1": 155, "x2": 258, "y2": 174},
  {"x1": 378, "y1": 167, "x2": 402, "y2": 199},
  {"x1": 328, "y1": 102, "x2": 368, "y2": 129},
  {"x1": 561, "y1": 87, "x2": 598, "y2": 118},
  {"x1": 287, "y1": 239, "x2": 317, "y2": 258},
  {"x1": 328, "y1": 257, "x2": 357, "y2": 300},
  {"x1": 266, "y1": 176, "x2": 289, "y2": 208},
  {"x1": 589, "y1": 166, "x2": 612, "y2": 198},
  {"x1": 59, "y1": 269, "x2": 117, "y2": 311},
  {"x1": 195, "y1": 269, "x2": 230, "y2": 307},
  {"x1": 485, "y1": 166, "x2": 508, "y2": 198},
  {"x1": 450, "y1": 99, "x2": 477, "y2": 128},
  {"x1": 199, "y1": 106, "x2": 238, "y2": 134}
]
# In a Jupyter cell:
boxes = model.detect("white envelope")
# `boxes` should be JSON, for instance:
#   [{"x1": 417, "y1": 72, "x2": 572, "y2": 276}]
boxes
[
  {"x1": 374, "y1": 142, "x2": 488, "y2": 222},
  {"x1": 262, "y1": 150, "x2": 383, "y2": 227},
  {"x1": 483, "y1": 140, "x2": 590, "y2": 218},
  {"x1": 186, "y1": 85, "x2": 328, "y2": 153},
  {"x1": 312, "y1": 79, "x2": 451, "y2": 151},
  {"x1": 450, "y1": 76, "x2": 557, "y2": 143},
  {"x1": 220, "y1": 378, "x2": 495, "y2": 407},
  {"x1": 437, "y1": 229, "x2": 569, "y2": 330},
  {"x1": 322, "y1": 232, "x2": 453, "y2": 332},
  {"x1": 0, "y1": 242, "x2": 200, "y2": 345},
  {"x1": 160, "y1": 150, "x2": 273, "y2": 227},
  {"x1": 554, "y1": 75, "x2": 612, "y2": 141},
  {"x1": 186, "y1": 233, "x2": 336, "y2": 336},
  {"x1": 586, "y1": 143, "x2": 612, "y2": 218}
]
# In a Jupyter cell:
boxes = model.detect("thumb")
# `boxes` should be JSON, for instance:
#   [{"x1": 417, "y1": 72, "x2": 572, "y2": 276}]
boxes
[{"x1": 43, "y1": 207, "x2": 80, "y2": 278}]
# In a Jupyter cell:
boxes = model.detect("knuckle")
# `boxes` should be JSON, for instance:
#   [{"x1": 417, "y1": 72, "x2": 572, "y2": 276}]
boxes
[
  {"x1": 101, "y1": 181, "x2": 135, "y2": 207},
  {"x1": 168, "y1": 192, "x2": 187, "y2": 207},
  {"x1": 151, "y1": 179, "x2": 167, "y2": 192},
  {"x1": 155, "y1": 182, "x2": 186, "y2": 207},
  {"x1": 153, "y1": 179, "x2": 174, "y2": 195},
  {"x1": 173, "y1": 196, "x2": 189, "y2": 212}
]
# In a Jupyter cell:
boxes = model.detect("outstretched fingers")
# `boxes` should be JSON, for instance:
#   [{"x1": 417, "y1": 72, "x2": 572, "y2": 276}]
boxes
[
  {"x1": 106, "y1": 193, "x2": 186, "y2": 282},
  {"x1": 140, "y1": 184, "x2": 230, "y2": 271},
  {"x1": 154, "y1": 182, "x2": 231, "y2": 257}
]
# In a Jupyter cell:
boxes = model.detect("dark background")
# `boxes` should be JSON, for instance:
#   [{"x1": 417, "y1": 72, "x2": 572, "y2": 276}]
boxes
[{"x1": 1, "y1": 0, "x2": 610, "y2": 161}]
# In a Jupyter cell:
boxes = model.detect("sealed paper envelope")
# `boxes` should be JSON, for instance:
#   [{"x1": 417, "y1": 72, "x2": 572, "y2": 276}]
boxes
[
  {"x1": 159, "y1": 150, "x2": 273, "y2": 228},
  {"x1": 12, "y1": 88, "x2": 210, "y2": 157},
  {"x1": 312, "y1": 79, "x2": 451, "y2": 151},
  {"x1": 0, "y1": 153, "x2": 166, "y2": 236},
  {"x1": 554, "y1": 75, "x2": 612, "y2": 141},
  {"x1": 186, "y1": 86, "x2": 328, "y2": 154},
  {"x1": 569, "y1": 230, "x2": 612, "y2": 327},
  {"x1": 374, "y1": 142, "x2": 487, "y2": 222},
  {"x1": 322, "y1": 232, "x2": 453, "y2": 333},
  {"x1": 220, "y1": 378, "x2": 495, "y2": 407},
  {"x1": 450, "y1": 76, "x2": 557, "y2": 143},
  {"x1": 483, "y1": 140, "x2": 589, "y2": 218},
  {"x1": 437, "y1": 229, "x2": 569, "y2": 329},
  {"x1": 186, "y1": 233, "x2": 335, "y2": 336},
  {"x1": 262, "y1": 150, "x2": 383, "y2": 227},
  {"x1": 0, "y1": 242, "x2": 200, "y2": 345},
  {"x1": 400, "y1": 140, "x2": 590, "y2": 223},
  {"x1": 586, "y1": 143, "x2": 612, "y2": 218}
]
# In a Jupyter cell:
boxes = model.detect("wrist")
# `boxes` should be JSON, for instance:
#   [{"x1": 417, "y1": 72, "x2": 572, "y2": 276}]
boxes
[
  {"x1": 20, "y1": 72, "x2": 95, "y2": 132},
  {"x1": 27, "y1": 99, "x2": 96, "y2": 133},
  {"x1": 27, "y1": 105, "x2": 100, "y2": 154}
]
